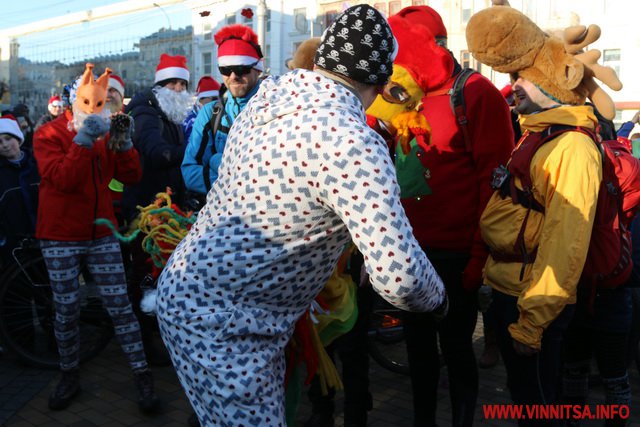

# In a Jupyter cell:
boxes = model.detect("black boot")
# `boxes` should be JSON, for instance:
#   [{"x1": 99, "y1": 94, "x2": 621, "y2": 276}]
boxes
[
  {"x1": 134, "y1": 370, "x2": 160, "y2": 414},
  {"x1": 48, "y1": 369, "x2": 81, "y2": 410}
]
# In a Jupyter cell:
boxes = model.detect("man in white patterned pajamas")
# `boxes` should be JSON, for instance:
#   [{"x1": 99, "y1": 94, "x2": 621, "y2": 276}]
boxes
[{"x1": 156, "y1": 5, "x2": 447, "y2": 426}]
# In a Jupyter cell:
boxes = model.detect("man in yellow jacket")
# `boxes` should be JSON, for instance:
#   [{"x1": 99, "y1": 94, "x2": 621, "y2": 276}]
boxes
[{"x1": 465, "y1": 6, "x2": 619, "y2": 416}]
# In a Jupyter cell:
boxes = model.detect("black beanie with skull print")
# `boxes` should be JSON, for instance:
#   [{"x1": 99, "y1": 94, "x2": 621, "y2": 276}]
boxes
[{"x1": 314, "y1": 4, "x2": 397, "y2": 86}]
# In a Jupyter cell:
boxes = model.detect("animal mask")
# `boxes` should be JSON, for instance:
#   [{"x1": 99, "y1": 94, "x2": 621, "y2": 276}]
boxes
[
  {"x1": 73, "y1": 63, "x2": 112, "y2": 115},
  {"x1": 466, "y1": 5, "x2": 622, "y2": 119},
  {"x1": 367, "y1": 13, "x2": 451, "y2": 152}
]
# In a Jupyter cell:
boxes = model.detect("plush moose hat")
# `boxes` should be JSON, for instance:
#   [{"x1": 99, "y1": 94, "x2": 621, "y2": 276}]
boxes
[
  {"x1": 288, "y1": 37, "x2": 321, "y2": 71},
  {"x1": 465, "y1": 4, "x2": 622, "y2": 119}
]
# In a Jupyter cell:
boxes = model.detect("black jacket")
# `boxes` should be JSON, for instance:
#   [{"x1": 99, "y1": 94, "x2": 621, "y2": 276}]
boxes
[
  {"x1": 123, "y1": 89, "x2": 186, "y2": 220},
  {"x1": 0, "y1": 150, "x2": 40, "y2": 262}
]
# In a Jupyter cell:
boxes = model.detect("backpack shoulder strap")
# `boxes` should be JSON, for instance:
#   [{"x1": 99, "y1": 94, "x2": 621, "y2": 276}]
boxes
[
  {"x1": 505, "y1": 125, "x2": 580, "y2": 209},
  {"x1": 449, "y1": 68, "x2": 477, "y2": 152},
  {"x1": 209, "y1": 85, "x2": 228, "y2": 150},
  {"x1": 198, "y1": 85, "x2": 228, "y2": 192}
]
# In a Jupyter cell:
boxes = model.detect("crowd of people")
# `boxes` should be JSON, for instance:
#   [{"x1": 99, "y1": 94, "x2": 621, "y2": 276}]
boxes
[{"x1": 0, "y1": 1, "x2": 639, "y2": 427}]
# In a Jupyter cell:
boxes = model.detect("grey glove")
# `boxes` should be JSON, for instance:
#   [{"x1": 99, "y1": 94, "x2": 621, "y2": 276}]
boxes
[
  {"x1": 73, "y1": 114, "x2": 110, "y2": 148},
  {"x1": 477, "y1": 284, "x2": 493, "y2": 313}
]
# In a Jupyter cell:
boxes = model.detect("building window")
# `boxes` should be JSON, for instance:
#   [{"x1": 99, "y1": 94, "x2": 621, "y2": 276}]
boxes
[
  {"x1": 264, "y1": 44, "x2": 271, "y2": 71},
  {"x1": 294, "y1": 8, "x2": 308, "y2": 34},
  {"x1": 374, "y1": 3, "x2": 387, "y2": 16},
  {"x1": 226, "y1": 13, "x2": 236, "y2": 25},
  {"x1": 324, "y1": 10, "x2": 338, "y2": 29},
  {"x1": 461, "y1": 0, "x2": 472, "y2": 24},
  {"x1": 203, "y1": 23, "x2": 212, "y2": 41},
  {"x1": 412, "y1": 0, "x2": 425, "y2": 5},
  {"x1": 460, "y1": 50, "x2": 472, "y2": 69},
  {"x1": 603, "y1": 48, "x2": 621, "y2": 77},
  {"x1": 389, "y1": 1, "x2": 402, "y2": 16},
  {"x1": 267, "y1": 9, "x2": 272, "y2": 33},
  {"x1": 203, "y1": 52, "x2": 212, "y2": 76}
]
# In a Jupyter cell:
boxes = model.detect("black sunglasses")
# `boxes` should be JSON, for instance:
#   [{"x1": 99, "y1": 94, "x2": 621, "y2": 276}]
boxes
[{"x1": 219, "y1": 61, "x2": 259, "y2": 77}]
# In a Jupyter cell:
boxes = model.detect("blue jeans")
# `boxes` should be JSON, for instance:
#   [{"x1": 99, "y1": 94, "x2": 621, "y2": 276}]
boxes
[{"x1": 489, "y1": 290, "x2": 575, "y2": 427}]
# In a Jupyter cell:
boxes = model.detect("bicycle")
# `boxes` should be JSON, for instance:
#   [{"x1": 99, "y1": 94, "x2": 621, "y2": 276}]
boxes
[
  {"x1": 367, "y1": 293, "x2": 410, "y2": 375},
  {"x1": 0, "y1": 239, "x2": 114, "y2": 369}
]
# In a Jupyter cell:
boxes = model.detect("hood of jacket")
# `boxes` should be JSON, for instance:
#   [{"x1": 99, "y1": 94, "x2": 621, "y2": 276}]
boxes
[
  {"x1": 519, "y1": 105, "x2": 598, "y2": 133},
  {"x1": 242, "y1": 69, "x2": 366, "y2": 128}
]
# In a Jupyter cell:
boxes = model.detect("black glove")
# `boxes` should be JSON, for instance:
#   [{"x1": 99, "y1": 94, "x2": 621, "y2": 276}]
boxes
[{"x1": 108, "y1": 113, "x2": 134, "y2": 152}]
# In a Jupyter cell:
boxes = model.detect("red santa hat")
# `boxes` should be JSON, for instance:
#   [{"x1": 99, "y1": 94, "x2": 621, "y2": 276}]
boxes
[
  {"x1": 215, "y1": 24, "x2": 264, "y2": 71},
  {"x1": 395, "y1": 6, "x2": 448, "y2": 47},
  {"x1": 0, "y1": 115, "x2": 24, "y2": 142},
  {"x1": 196, "y1": 76, "x2": 221, "y2": 100},
  {"x1": 109, "y1": 74, "x2": 125, "y2": 98},
  {"x1": 48, "y1": 95, "x2": 63, "y2": 107},
  {"x1": 155, "y1": 54, "x2": 190, "y2": 84}
]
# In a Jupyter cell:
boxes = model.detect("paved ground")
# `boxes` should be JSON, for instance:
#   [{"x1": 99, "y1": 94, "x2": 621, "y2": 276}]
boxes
[{"x1": 1, "y1": 320, "x2": 639, "y2": 427}]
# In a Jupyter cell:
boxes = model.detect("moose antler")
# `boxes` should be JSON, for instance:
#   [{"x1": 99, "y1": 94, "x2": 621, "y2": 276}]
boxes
[{"x1": 563, "y1": 25, "x2": 622, "y2": 120}]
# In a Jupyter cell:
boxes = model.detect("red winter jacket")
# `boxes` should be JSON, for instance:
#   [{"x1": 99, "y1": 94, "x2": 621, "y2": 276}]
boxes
[
  {"x1": 34, "y1": 110, "x2": 141, "y2": 241},
  {"x1": 403, "y1": 71, "x2": 514, "y2": 262}
]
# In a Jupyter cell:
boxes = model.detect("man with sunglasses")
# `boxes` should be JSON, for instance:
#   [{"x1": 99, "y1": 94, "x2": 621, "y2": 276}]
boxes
[{"x1": 181, "y1": 24, "x2": 263, "y2": 199}]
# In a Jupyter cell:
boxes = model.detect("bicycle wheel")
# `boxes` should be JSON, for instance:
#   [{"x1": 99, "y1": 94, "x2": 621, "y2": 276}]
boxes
[
  {"x1": 367, "y1": 295, "x2": 410, "y2": 375},
  {"x1": 0, "y1": 253, "x2": 114, "y2": 369}
]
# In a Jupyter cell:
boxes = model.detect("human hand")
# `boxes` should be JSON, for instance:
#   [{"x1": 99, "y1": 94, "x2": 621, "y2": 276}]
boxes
[
  {"x1": 73, "y1": 114, "x2": 110, "y2": 148},
  {"x1": 512, "y1": 338, "x2": 538, "y2": 356},
  {"x1": 633, "y1": 110, "x2": 640, "y2": 124}
]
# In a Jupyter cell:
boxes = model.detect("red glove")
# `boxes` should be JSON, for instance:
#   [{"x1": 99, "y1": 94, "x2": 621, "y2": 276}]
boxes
[{"x1": 462, "y1": 256, "x2": 486, "y2": 292}]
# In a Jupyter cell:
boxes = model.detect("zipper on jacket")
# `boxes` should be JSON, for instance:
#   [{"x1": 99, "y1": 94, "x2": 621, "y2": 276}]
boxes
[{"x1": 91, "y1": 156, "x2": 99, "y2": 240}]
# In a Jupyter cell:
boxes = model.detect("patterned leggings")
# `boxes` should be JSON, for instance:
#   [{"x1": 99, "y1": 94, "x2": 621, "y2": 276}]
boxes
[{"x1": 41, "y1": 235, "x2": 147, "y2": 372}]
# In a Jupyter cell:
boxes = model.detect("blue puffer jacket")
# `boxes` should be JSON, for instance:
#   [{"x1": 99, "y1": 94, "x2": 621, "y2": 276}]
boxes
[
  {"x1": 181, "y1": 83, "x2": 261, "y2": 195},
  {"x1": 123, "y1": 88, "x2": 186, "y2": 219}
]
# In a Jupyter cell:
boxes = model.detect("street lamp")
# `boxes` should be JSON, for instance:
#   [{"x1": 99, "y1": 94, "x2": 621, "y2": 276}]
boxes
[{"x1": 153, "y1": 2, "x2": 172, "y2": 30}]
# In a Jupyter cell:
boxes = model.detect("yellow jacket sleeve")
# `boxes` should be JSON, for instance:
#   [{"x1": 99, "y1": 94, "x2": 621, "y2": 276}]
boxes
[{"x1": 508, "y1": 132, "x2": 602, "y2": 349}]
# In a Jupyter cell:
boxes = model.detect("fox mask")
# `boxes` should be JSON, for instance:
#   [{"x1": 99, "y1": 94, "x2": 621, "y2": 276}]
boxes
[{"x1": 74, "y1": 63, "x2": 112, "y2": 115}]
